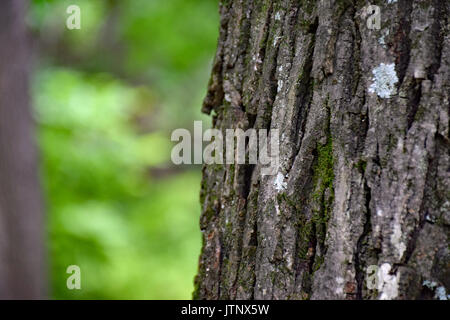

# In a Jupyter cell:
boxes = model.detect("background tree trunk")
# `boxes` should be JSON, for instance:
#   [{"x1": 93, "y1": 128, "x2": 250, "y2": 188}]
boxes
[
  {"x1": 0, "y1": 0, "x2": 46, "y2": 299},
  {"x1": 194, "y1": 0, "x2": 449, "y2": 300}
]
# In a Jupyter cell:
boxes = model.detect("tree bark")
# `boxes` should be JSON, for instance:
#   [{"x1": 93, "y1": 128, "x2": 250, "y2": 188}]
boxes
[
  {"x1": 194, "y1": 0, "x2": 449, "y2": 300},
  {"x1": 0, "y1": 0, "x2": 46, "y2": 299}
]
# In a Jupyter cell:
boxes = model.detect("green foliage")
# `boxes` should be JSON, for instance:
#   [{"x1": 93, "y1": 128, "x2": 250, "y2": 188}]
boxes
[
  {"x1": 121, "y1": 0, "x2": 219, "y2": 74},
  {"x1": 33, "y1": 68, "x2": 203, "y2": 299},
  {"x1": 30, "y1": 0, "x2": 219, "y2": 299}
]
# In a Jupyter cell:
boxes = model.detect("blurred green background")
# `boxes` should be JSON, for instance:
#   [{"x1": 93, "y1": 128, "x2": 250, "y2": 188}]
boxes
[{"x1": 28, "y1": 0, "x2": 218, "y2": 299}]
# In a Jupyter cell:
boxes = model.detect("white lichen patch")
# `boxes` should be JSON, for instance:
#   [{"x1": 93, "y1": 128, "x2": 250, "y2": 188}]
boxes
[
  {"x1": 435, "y1": 286, "x2": 450, "y2": 300},
  {"x1": 274, "y1": 172, "x2": 287, "y2": 191},
  {"x1": 377, "y1": 263, "x2": 399, "y2": 300},
  {"x1": 368, "y1": 63, "x2": 399, "y2": 98}
]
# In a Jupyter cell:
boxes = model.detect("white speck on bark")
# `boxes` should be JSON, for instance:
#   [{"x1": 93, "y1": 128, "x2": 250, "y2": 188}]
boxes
[
  {"x1": 273, "y1": 36, "x2": 281, "y2": 47},
  {"x1": 275, "y1": 200, "x2": 281, "y2": 216},
  {"x1": 414, "y1": 65, "x2": 427, "y2": 79},
  {"x1": 374, "y1": 224, "x2": 380, "y2": 234},
  {"x1": 335, "y1": 277, "x2": 345, "y2": 295},
  {"x1": 378, "y1": 29, "x2": 389, "y2": 47},
  {"x1": 277, "y1": 80, "x2": 283, "y2": 92},
  {"x1": 423, "y1": 280, "x2": 438, "y2": 289},
  {"x1": 274, "y1": 172, "x2": 287, "y2": 191},
  {"x1": 435, "y1": 286, "x2": 450, "y2": 300},
  {"x1": 253, "y1": 54, "x2": 262, "y2": 71},
  {"x1": 368, "y1": 63, "x2": 399, "y2": 98},
  {"x1": 275, "y1": 11, "x2": 281, "y2": 21},
  {"x1": 391, "y1": 221, "x2": 406, "y2": 259}
]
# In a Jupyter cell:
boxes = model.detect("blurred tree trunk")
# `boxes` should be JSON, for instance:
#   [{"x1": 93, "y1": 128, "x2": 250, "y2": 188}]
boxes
[
  {"x1": 0, "y1": 0, "x2": 46, "y2": 299},
  {"x1": 195, "y1": 0, "x2": 449, "y2": 300}
]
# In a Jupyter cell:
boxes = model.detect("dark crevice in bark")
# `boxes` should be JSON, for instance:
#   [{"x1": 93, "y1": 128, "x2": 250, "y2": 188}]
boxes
[
  {"x1": 245, "y1": 0, "x2": 274, "y2": 117},
  {"x1": 234, "y1": 178, "x2": 260, "y2": 299},
  {"x1": 427, "y1": 0, "x2": 447, "y2": 80},
  {"x1": 401, "y1": 212, "x2": 426, "y2": 268},
  {"x1": 291, "y1": 169, "x2": 314, "y2": 296},
  {"x1": 247, "y1": 113, "x2": 257, "y2": 128},
  {"x1": 351, "y1": 9, "x2": 363, "y2": 98},
  {"x1": 307, "y1": 223, "x2": 318, "y2": 274},
  {"x1": 259, "y1": 7, "x2": 280, "y2": 130},
  {"x1": 217, "y1": 232, "x2": 225, "y2": 299},
  {"x1": 286, "y1": 17, "x2": 318, "y2": 175},
  {"x1": 292, "y1": 17, "x2": 318, "y2": 154},
  {"x1": 247, "y1": 193, "x2": 259, "y2": 300},
  {"x1": 392, "y1": 0, "x2": 413, "y2": 87},
  {"x1": 291, "y1": 98, "x2": 333, "y2": 298},
  {"x1": 407, "y1": 80, "x2": 422, "y2": 131},
  {"x1": 401, "y1": 131, "x2": 441, "y2": 267},
  {"x1": 354, "y1": 177, "x2": 373, "y2": 300},
  {"x1": 373, "y1": 142, "x2": 382, "y2": 169}
]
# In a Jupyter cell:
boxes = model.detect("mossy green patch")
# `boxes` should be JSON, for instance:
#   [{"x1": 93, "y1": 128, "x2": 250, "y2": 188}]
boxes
[{"x1": 311, "y1": 133, "x2": 335, "y2": 227}]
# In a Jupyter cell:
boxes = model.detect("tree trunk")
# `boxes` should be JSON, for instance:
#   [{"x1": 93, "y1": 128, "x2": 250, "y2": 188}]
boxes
[
  {"x1": 0, "y1": 0, "x2": 46, "y2": 299},
  {"x1": 194, "y1": 0, "x2": 449, "y2": 300}
]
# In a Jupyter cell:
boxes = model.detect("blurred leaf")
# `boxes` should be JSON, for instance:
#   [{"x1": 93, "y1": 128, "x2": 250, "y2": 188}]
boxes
[{"x1": 30, "y1": 0, "x2": 218, "y2": 300}]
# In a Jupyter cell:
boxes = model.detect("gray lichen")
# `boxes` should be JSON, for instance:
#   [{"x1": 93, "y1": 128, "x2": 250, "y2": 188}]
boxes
[{"x1": 368, "y1": 63, "x2": 399, "y2": 98}]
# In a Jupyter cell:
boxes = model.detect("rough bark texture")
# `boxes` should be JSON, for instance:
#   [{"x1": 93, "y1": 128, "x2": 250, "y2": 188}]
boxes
[
  {"x1": 0, "y1": 0, "x2": 46, "y2": 299},
  {"x1": 194, "y1": 0, "x2": 449, "y2": 300}
]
